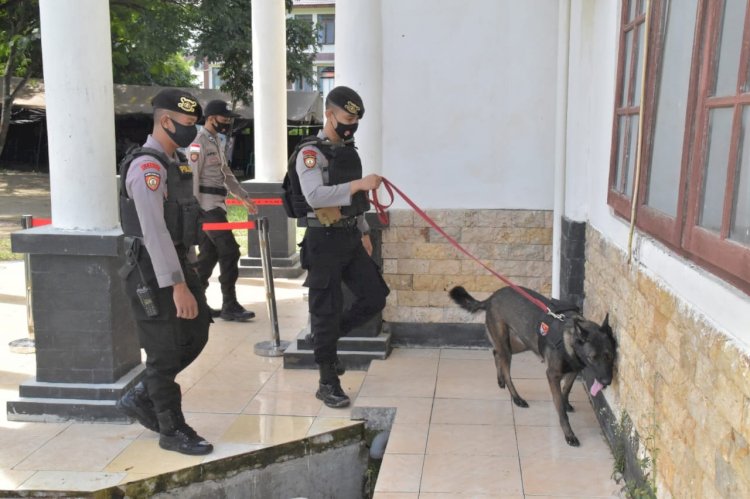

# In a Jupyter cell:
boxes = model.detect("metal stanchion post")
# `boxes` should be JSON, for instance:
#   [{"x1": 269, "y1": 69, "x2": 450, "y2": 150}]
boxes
[
  {"x1": 254, "y1": 216, "x2": 290, "y2": 357},
  {"x1": 9, "y1": 214, "x2": 36, "y2": 354}
]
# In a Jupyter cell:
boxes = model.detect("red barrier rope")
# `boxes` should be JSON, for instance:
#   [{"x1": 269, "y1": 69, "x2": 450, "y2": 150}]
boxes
[
  {"x1": 369, "y1": 178, "x2": 553, "y2": 316},
  {"x1": 203, "y1": 221, "x2": 256, "y2": 231},
  {"x1": 31, "y1": 218, "x2": 52, "y2": 227}
]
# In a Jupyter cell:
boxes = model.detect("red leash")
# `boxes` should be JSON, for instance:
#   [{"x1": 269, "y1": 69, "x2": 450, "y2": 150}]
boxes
[{"x1": 369, "y1": 177, "x2": 557, "y2": 317}]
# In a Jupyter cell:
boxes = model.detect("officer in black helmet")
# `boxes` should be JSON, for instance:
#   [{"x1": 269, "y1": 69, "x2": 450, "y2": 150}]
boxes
[
  {"x1": 116, "y1": 88, "x2": 213, "y2": 455},
  {"x1": 296, "y1": 86, "x2": 390, "y2": 408}
]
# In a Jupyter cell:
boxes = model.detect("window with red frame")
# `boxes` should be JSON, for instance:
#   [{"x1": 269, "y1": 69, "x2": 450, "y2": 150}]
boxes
[{"x1": 609, "y1": 0, "x2": 750, "y2": 294}]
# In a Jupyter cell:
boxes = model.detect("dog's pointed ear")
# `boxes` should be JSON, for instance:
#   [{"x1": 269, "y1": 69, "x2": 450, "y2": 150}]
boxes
[
  {"x1": 573, "y1": 317, "x2": 589, "y2": 341},
  {"x1": 600, "y1": 313, "x2": 615, "y2": 338}
]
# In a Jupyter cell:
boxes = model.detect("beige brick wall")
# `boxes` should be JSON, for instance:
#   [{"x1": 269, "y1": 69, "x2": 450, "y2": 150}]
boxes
[
  {"x1": 584, "y1": 226, "x2": 750, "y2": 499},
  {"x1": 381, "y1": 209, "x2": 552, "y2": 323}
]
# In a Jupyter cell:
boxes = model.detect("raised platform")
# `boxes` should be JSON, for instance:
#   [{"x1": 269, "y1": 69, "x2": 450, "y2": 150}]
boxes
[{"x1": 283, "y1": 326, "x2": 392, "y2": 371}]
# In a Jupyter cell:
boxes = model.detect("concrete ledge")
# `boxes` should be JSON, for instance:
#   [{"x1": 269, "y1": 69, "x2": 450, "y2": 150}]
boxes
[
  {"x1": 4, "y1": 423, "x2": 372, "y2": 498},
  {"x1": 11, "y1": 226, "x2": 123, "y2": 256},
  {"x1": 387, "y1": 322, "x2": 490, "y2": 348}
]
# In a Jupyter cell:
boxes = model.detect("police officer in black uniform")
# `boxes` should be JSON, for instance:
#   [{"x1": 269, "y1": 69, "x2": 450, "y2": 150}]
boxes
[
  {"x1": 296, "y1": 86, "x2": 390, "y2": 408},
  {"x1": 116, "y1": 89, "x2": 213, "y2": 455}
]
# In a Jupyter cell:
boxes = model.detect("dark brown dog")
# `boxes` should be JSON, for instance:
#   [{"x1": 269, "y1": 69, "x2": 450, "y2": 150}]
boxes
[{"x1": 449, "y1": 285, "x2": 616, "y2": 446}]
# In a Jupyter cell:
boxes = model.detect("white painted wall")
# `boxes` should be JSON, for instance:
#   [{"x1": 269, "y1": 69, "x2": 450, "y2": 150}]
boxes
[
  {"x1": 567, "y1": 0, "x2": 750, "y2": 350},
  {"x1": 379, "y1": 0, "x2": 559, "y2": 209}
]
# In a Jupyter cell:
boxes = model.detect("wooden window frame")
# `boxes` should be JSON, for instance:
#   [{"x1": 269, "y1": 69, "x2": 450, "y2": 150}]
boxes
[
  {"x1": 608, "y1": 0, "x2": 750, "y2": 295},
  {"x1": 608, "y1": 0, "x2": 647, "y2": 218}
]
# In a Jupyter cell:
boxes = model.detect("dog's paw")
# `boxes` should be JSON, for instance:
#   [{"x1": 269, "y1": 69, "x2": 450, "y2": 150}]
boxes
[
  {"x1": 512, "y1": 396, "x2": 529, "y2": 408},
  {"x1": 565, "y1": 435, "x2": 580, "y2": 447},
  {"x1": 497, "y1": 379, "x2": 506, "y2": 389}
]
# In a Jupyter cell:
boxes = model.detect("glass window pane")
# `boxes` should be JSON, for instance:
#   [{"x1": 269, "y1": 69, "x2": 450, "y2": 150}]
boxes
[
  {"x1": 646, "y1": 0, "x2": 698, "y2": 217},
  {"x1": 730, "y1": 106, "x2": 750, "y2": 245},
  {"x1": 699, "y1": 107, "x2": 734, "y2": 232},
  {"x1": 621, "y1": 30, "x2": 634, "y2": 107},
  {"x1": 712, "y1": 0, "x2": 745, "y2": 97},
  {"x1": 633, "y1": 24, "x2": 645, "y2": 106},
  {"x1": 626, "y1": 115, "x2": 639, "y2": 197},
  {"x1": 615, "y1": 115, "x2": 629, "y2": 194}
]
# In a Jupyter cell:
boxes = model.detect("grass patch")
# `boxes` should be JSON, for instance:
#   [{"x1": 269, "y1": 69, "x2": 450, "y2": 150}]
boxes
[
  {"x1": 0, "y1": 235, "x2": 22, "y2": 261},
  {"x1": 226, "y1": 205, "x2": 305, "y2": 257}
]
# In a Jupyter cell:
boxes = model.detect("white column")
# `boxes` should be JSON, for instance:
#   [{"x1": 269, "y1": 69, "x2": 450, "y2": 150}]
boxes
[
  {"x1": 334, "y1": 0, "x2": 383, "y2": 175},
  {"x1": 38, "y1": 0, "x2": 118, "y2": 230},
  {"x1": 552, "y1": 0, "x2": 571, "y2": 299},
  {"x1": 251, "y1": 0, "x2": 288, "y2": 182}
]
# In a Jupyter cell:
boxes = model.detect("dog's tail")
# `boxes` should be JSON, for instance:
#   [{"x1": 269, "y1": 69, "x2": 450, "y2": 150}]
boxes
[{"x1": 449, "y1": 286, "x2": 487, "y2": 313}]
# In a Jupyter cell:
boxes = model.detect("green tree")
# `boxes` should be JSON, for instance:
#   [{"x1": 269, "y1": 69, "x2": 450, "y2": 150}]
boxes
[
  {"x1": 109, "y1": 0, "x2": 199, "y2": 86},
  {"x1": 0, "y1": 0, "x2": 41, "y2": 158},
  {"x1": 194, "y1": 0, "x2": 319, "y2": 106},
  {"x1": 0, "y1": 0, "x2": 200, "y2": 162}
]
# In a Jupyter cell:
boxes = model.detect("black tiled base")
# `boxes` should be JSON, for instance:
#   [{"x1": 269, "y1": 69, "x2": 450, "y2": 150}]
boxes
[
  {"x1": 238, "y1": 254, "x2": 304, "y2": 279},
  {"x1": 283, "y1": 328, "x2": 392, "y2": 371},
  {"x1": 6, "y1": 364, "x2": 145, "y2": 423}
]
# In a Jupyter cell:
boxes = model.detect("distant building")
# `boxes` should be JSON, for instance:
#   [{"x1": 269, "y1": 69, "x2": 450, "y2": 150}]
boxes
[{"x1": 288, "y1": 0, "x2": 336, "y2": 103}]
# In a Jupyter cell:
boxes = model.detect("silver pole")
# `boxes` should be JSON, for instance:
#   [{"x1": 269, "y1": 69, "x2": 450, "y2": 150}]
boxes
[
  {"x1": 9, "y1": 215, "x2": 36, "y2": 353},
  {"x1": 254, "y1": 216, "x2": 289, "y2": 357},
  {"x1": 23, "y1": 215, "x2": 35, "y2": 339}
]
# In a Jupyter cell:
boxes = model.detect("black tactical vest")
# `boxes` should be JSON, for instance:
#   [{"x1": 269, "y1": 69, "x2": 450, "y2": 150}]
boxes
[
  {"x1": 317, "y1": 140, "x2": 370, "y2": 217},
  {"x1": 118, "y1": 147, "x2": 201, "y2": 248},
  {"x1": 282, "y1": 136, "x2": 370, "y2": 219}
]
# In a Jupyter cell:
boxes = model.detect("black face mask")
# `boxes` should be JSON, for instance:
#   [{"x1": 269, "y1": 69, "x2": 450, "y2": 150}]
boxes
[
  {"x1": 333, "y1": 118, "x2": 358, "y2": 140},
  {"x1": 214, "y1": 120, "x2": 231, "y2": 135},
  {"x1": 164, "y1": 118, "x2": 197, "y2": 148}
]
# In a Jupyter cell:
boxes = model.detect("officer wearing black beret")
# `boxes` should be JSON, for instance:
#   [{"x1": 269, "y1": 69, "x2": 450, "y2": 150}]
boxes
[
  {"x1": 190, "y1": 99, "x2": 258, "y2": 322},
  {"x1": 116, "y1": 88, "x2": 213, "y2": 455},
  {"x1": 295, "y1": 85, "x2": 390, "y2": 408}
]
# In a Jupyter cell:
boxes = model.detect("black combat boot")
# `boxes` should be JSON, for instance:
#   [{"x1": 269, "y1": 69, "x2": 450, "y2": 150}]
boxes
[
  {"x1": 220, "y1": 301, "x2": 255, "y2": 322},
  {"x1": 116, "y1": 381, "x2": 159, "y2": 432},
  {"x1": 304, "y1": 331, "x2": 345, "y2": 375},
  {"x1": 156, "y1": 409, "x2": 213, "y2": 455},
  {"x1": 316, "y1": 362, "x2": 350, "y2": 408}
]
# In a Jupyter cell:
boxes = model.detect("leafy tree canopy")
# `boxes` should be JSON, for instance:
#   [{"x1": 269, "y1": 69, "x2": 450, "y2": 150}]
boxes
[{"x1": 194, "y1": 0, "x2": 319, "y2": 105}]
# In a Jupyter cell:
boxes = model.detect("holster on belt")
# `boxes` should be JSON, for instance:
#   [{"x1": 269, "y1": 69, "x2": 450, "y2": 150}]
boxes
[
  {"x1": 313, "y1": 206, "x2": 343, "y2": 226},
  {"x1": 119, "y1": 236, "x2": 142, "y2": 279}
]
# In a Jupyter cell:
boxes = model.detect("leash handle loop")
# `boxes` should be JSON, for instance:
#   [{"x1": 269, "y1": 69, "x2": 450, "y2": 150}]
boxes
[
  {"x1": 373, "y1": 177, "x2": 550, "y2": 314},
  {"x1": 369, "y1": 180, "x2": 394, "y2": 225}
]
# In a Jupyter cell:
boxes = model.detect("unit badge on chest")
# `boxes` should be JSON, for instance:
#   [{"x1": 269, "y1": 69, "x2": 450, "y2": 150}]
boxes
[{"x1": 188, "y1": 143, "x2": 201, "y2": 163}]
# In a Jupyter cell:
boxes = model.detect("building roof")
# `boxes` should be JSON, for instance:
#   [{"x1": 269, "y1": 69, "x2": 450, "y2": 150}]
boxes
[{"x1": 11, "y1": 79, "x2": 323, "y2": 123}]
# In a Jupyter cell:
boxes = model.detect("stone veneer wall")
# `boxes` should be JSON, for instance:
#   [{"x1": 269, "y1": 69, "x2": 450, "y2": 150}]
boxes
[
  {"x1": 381, "y1": 209, "x2": 553, "y2": 326},
  {"x1": 584, "y1": 226, "x2": 750, "y2": 498}
]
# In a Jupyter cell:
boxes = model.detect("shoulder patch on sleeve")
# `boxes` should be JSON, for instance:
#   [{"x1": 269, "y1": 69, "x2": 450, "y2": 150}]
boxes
[
  {"x1": 302, "y1": 149, "x2": 317, "y2": 169},
  {"x1": 144, "y1": 172, "x2": 161, "y2": 191}
]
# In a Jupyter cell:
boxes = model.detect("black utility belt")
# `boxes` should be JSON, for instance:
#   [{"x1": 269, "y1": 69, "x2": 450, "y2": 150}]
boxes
[
  {"x1": 304, "y1": 217, "x2": 358, "y2": 228},
  {"x1": 199, "y1": 185, "x2": 228, "y2": 196}
]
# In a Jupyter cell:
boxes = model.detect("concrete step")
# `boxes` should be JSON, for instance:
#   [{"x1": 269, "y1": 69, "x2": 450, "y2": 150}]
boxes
[{"x1": 284, "y1": 330, "x2": 392, "y2": 371}]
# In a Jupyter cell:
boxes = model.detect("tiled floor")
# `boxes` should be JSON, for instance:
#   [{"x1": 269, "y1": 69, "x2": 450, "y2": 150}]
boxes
[{"x1": 0, "y1": 260, "x2": 621, "y2": 497}]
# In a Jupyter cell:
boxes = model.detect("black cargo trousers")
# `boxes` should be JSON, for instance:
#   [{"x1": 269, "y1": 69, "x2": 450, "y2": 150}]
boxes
[
  {"x1": 195, "y1": 207, "x2": 241, "y2": 304},
  {"x1": 123, "y1": 246, "x2": 211, "y2": 414},
  {"x1": 301, "y1": 225, "x2": 390, "y2": 365}
]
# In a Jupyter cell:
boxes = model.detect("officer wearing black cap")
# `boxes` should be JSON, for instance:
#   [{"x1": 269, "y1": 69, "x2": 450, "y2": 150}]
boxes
[
  {"x1": 189, "y1": 99, "x2": 257, "y2": 321},
  {"x1": 296, "y1": 86, "x2": 390, "y2": 408},
  {"x1": 116, "y1": 88, "x2": 213, "y2": 455}
]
